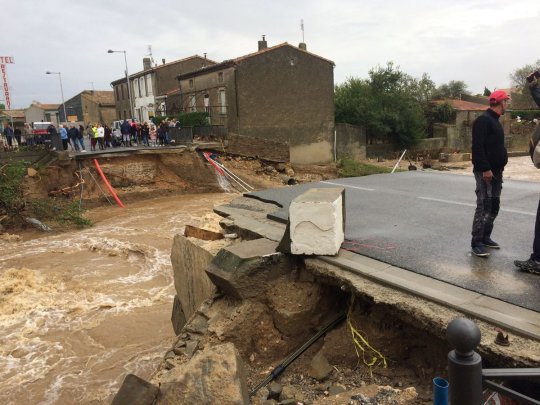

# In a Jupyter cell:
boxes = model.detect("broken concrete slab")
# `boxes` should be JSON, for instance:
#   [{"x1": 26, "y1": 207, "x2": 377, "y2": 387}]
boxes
[
  {"x1": 111, "y1": 374, "x2": 159, "y2": 405},
  {"x1": 184, "y1": 224, "x2": 224, "y2": 240},
  {"x1": 170, "y1": 235, "x2": 216, "y2": 321},
  {"x1": 289, "y1": 188, "x2": 344, "y2": 256},
  {"x1": 171, "y1": 295, "x2": 186, "y2": 336},
  {"x1": 157, "y1": 343, "x2": 249, "y2": 405},
  {"x1": 205, "y1": 238, "x2": 294, "y2": 299}
]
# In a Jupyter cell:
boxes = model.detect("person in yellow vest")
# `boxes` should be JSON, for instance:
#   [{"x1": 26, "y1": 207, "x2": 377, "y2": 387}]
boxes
[{"x1": 90, "y1": 124, "x2": 98, "y2": 151}]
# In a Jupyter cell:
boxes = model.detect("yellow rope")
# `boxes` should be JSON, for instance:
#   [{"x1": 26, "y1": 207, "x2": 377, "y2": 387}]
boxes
[{"x1": 347, "y1": 295, "x2": 387, "y2": 372}]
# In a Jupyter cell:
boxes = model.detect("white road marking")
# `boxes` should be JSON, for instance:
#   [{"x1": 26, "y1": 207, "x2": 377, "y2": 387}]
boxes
[
  {"x1": 418, "y1": 196, "x2": 536, "y2": 216},
  {"x1": 322, "y1": 181, "x2": 374, "y2": 191}
]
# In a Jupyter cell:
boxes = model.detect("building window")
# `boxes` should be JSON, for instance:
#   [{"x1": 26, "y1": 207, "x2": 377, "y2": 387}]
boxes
[
  {"x1": 219, "y1": 90, "x2": 227, "y2": 115},
  {"x1": 189, "y1": 79, "x2": 194, "y2": 89},
  {"x1": 218, "y1": 72, "x2": 224, "y2": 83},
  {"x1": 189, "y1": 95, "x2": 196, "y2": 112},
  {"x1": 146, "y1": 74, "x2": 153, "y2": 96},
  {"x1": 204, "y1": 94, "x2": 210, "y2": 113},
  {"x1": 115, "y1": 86, "x2": 119, "y2": 101},
  {"x1": 138, "y1": 78, "x2": 143, "y2": 97},
  {"x1": 121, "y1": 84, "x2": 125, "y2": 100}
]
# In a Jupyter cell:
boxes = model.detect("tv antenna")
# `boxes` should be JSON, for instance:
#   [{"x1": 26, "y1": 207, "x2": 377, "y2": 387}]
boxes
[
  {"x1": 300, "y1": 19, "x2": 305, "y2": 43},
  {"x1": 147, "y1": 45, "x2": 155, "y2": 65}
]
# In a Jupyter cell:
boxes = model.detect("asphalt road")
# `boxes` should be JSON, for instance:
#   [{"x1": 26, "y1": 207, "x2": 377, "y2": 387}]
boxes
[{"x1": 247, "y1": 171, "x2": 540, "y2": 312}]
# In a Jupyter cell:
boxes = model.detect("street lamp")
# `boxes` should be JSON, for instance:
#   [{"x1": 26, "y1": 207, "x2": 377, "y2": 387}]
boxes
[
  {"x1": 108, "y1": 49, "x2": 134, "y2": 119},
  {"x1": 46, "y1": 71, "x2": 67, "y2": 124}
]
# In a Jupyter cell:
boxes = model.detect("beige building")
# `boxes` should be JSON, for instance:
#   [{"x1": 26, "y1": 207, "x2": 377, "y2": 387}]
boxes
[{"x1": 111, "y1": 55, "x2": 215, "y2": 122}]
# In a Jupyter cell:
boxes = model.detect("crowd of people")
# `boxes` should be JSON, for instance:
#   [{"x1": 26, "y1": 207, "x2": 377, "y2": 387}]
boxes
[{"x1": 1, "y1": 118, "x2": 182, "y2": 152}]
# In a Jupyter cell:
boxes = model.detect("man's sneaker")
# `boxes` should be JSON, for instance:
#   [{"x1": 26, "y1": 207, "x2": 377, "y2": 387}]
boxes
[
  {"x1": 482, "y1": 238, "x2": 500, "y2": 249},
  {"x1": 471, "y1": 245, "x2": 490, "y2": 257},
  {"x1": 514, "y1": 259, "x2": 540, "y2": 275}
]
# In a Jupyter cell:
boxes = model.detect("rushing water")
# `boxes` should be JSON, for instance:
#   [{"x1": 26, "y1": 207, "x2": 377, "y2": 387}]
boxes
[{"x1": 0, "y1": 193, "x2": 235, "y2": 405}]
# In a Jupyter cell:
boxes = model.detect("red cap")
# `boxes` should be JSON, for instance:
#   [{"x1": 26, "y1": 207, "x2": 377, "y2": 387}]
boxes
[{"x1": 489, "y1": 90, "x2": 510, "y2": 103}]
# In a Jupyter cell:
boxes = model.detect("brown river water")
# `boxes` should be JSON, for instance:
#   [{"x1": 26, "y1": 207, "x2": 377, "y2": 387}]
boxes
[{"x1": 0, "y1": 193, "x2": 236, "y2": 405}]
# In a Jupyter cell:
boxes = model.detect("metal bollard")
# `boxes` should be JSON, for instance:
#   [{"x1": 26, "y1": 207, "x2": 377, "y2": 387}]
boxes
[{"x1": 447, "y1": 318, "x2": 483, "y2": 405}]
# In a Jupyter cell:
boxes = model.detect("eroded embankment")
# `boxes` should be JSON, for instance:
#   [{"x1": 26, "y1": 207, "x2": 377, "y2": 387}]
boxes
[{"x1": 23, "y1": 150, "x2": 225, "y2": 208}]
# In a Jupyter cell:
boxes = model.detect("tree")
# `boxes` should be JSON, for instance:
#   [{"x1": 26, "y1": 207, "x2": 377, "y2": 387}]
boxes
[
  {"x1": 509, "y1": 59, "x2": 540, "y2": 88},
  {"x1": 432, "y1": 80, "x2": 470, "y2": 99},
  {"x1": 483, "y1": 87, "x2": 491, "y2": 97},
  {"x1": 508, "y1": 60, "x2": 540, "y2": 109},
  {"x1": 335, "y1": 62, "x2": 429, "y2": 148},
  {"x1": 0, "y1": 103, "x2": 5, "y2": 110}
]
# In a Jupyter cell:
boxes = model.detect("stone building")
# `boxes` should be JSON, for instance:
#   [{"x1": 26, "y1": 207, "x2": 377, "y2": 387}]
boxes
[
  {"x1": 62, "y1": 90, "x2": 115, "y2": 125},
  {"x1": 174, "y1": 38, "x2": 335, "y2": 164},
  {"x1": 110, "y1": 55, "x2": 215, "y2": 122}
]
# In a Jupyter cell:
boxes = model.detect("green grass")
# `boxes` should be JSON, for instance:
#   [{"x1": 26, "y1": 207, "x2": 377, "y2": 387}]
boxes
[{"x1": 338, "y1": 158, "x2": 393, "y2": 177}]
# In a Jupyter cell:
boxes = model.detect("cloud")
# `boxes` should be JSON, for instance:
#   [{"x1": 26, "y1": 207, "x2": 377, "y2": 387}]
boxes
[{"x1": 3, "y1": 0, "x2": 540, "y2": 107}]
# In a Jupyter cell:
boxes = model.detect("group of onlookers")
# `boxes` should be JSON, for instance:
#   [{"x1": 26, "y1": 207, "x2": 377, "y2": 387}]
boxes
[{"x1": 2, "y1": 117, "x2": 182, "y2": 152}]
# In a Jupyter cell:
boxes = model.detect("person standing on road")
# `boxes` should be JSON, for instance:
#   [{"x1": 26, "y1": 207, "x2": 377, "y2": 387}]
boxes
[
  {"x1": 68, "y1": 123, "x2": 80, "y2": 151},
  {"x1": 3, "y1": 123, "x2": 14, "y2": 151},
  {"x1": 470, "y1": 90, "x2": 509, "y2": 257},
  {"x1": 120, "y1": 119, "x2": 131, "y2": 146},
  {"x1": 514, "y1": 71, "x2": 540, "y2": 275},
  {"x1": 60, "y1": 124, "x2": 69, "y2": 150},
  {"x1": 97, "y1": 123, "x2": 105, "y2": 150}
]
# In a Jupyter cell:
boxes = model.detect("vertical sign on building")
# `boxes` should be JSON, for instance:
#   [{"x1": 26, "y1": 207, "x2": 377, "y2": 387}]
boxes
[{"x1": 0, "y1": 56, "x2": 15, "y2": 110}]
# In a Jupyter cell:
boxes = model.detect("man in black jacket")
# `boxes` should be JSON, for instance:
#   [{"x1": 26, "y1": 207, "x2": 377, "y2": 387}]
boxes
[
  {"x1": 514, "y1": 71, "x2": 540, "y2": 274},
  {"x1": 470, "y1": 90, "x2": 509, "y2": 257}
]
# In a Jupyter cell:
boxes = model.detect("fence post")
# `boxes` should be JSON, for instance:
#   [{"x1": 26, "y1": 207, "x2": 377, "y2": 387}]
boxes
[{"x1": 447, "y1": 318, "x2": 483, "y2": 405}]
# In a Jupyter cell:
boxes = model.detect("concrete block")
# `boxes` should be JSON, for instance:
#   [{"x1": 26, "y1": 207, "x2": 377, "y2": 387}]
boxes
[
  {"x1": 289, "y1": 188, "x2": 345, "y2": 255},
  {"x1": 205, "y1": 238, "x2": 293, "y2": 299},
  {"x1": 111, "y1": 374, "x2": 159, "y2": 405}
]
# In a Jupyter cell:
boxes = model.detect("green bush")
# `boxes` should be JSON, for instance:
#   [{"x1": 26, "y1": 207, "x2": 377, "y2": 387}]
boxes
[
  {"x1": 30, "y1": 199, "x2": 92, "y2": 228},
  {"x1": 176, "y1": 112, "x2": 209, "y2": 126},
  {"x1": 338, "y1": 158, "x2": 393, "y2": 177},
  {"x1": 510, "y1": 110, "x2": 540, "y2": 121},
  {"x1": 0, "y1": 161, "x2": 30, "y2": 215}
]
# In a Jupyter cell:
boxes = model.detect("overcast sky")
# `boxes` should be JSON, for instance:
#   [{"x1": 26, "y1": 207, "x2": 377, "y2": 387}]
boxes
[{"x1": 2, "y1": 0, "x2": 540, "y2": 109}]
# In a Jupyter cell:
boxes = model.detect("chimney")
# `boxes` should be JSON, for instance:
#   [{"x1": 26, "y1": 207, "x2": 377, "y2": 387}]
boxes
[
  {"x1": 298, "y1": 42, "x2": 307, "y2": 51},
  {"x1": 258, "y1": 35, "x2": 267, "y2": 51},
  {"x1": 143, "y1": 57, "x2": 152, "y2": 70},
  {"x1": 162, "y1": 58, "x2": 166, "y2": 65}
]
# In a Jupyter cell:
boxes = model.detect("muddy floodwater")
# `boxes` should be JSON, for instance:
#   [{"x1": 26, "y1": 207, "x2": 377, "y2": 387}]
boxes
[{"x1": 0, "y1": 193, "x2": 235, "y2": 405}]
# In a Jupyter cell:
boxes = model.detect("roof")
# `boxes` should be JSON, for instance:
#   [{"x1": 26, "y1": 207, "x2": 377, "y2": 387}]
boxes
[
  {"x1": 111, "y1": 55, "x2": 216, "y2": 85},
  {"x1": 234, "y1": 42, "x2": 334, "y2": 65},
  {"x1": 176, "y1": 42, "x2": 335, "y2": 81},
  {"x1": 30, "y1": 102, "x2": 60, "y2": 111},
  {"x1": 433, "y1": 99, "x2": 487, "y2": 112},
  {"x1": 2, "y1": 109, "x2": 25, "y2": 119}
]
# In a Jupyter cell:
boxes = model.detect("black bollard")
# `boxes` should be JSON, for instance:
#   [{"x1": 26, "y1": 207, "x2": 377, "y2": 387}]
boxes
[{"x1": 447, "y1": 318, "x2": 483, "y2": 405}]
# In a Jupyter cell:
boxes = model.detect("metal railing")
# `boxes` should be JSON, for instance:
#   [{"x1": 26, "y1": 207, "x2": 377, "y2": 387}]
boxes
[{"x1": 447, "y1": 318, "x2": 540, "y2": 404}]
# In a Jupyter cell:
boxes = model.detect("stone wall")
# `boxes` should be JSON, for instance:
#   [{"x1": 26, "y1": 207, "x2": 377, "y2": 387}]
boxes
[
  {"x1": 227, "y1": 133, "x2": 289, "y2": 162},
  {"x1": 335, "y1": 123, "x2": 366, "y2": 161},
  {"x1": 234, "y1": 45, "x2": 335, "y2": 164}
]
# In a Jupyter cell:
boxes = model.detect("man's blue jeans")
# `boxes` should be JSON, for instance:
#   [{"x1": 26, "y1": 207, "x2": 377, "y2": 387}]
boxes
[{"x1": 471, "y1": 171, "x2": 503, "y2": 247}]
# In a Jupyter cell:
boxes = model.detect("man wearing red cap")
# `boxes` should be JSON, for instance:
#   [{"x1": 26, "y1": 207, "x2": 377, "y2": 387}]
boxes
[
  {"x1": 470, "y1": 89, "x2": 509, "y2": 257},
  {"x1": 514, "y1": 71, "x2": 540, "y2": 274}
]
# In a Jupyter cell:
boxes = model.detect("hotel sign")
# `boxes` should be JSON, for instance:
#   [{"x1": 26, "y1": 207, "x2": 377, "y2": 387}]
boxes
[{"x1": 0, "y1": 56, "x2": 14, "y2": 110}]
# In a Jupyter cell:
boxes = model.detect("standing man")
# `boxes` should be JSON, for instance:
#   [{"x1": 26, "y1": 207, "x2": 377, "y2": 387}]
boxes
[
  {"x1": 59, "y1": 124, "x2": 69, "y2": 150},
  {"x1": 514, "y1": 71, "x2": 540, "y2": 274},
  {"x1": 470, "y1": 90, "x2": 509, "y2": 257},
  {"x1": 3, "y1": 123, "x2": 14, "y2": 151}
]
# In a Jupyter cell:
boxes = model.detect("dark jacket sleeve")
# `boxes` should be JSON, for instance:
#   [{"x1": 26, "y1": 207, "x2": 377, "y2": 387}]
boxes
[{"x1": 472, "y1": 116, "x2": 491, "y2": 172}]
